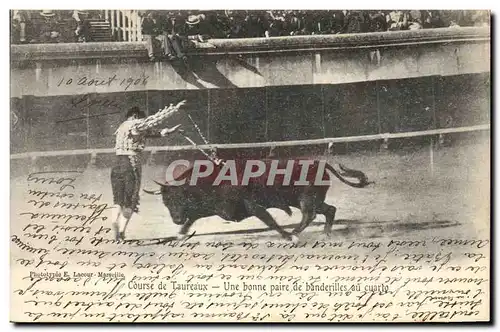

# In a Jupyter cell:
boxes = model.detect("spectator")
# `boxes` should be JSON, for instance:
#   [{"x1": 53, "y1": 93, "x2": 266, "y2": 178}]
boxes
[
  {"x1": 470, "y1": 10, "x2": 490, "y2": 27},
  {"x1": 72, "y1": 10, "x2": 91, "y2": 42},
  {"x1": 329, "y1": 10, "x2": 345, "y2": 34},
  {"x1": 244, "y1": 11, "x2": 266, "y2": 38},
  {"x1": 387, "y1": 10, "x2": 409, "y2": 31},
  {"x1": 198, "y1": 11, "x2": 224, "y2": 38},
  {"x1": 407, "y1": 10, "x2": 423, "y2": 30},
  {"x1": 265, "y1": 10, "x2": 287, "y2": 37},
  {"x1": 141, "y1": 11, "x2": 162, "y2": 60},
  {"x1": 368, "y1": 11, "x2": 387, "y2": 32},
  {"x1": 344, "y1": 10, "x2": 369, "y2": 34},
  {"x1": 300, "y1": 10, "x2": 317, "y2": 35},
  {"x1": 439, "y1": 10, "x2": 461, "y2": 27},
  {"x1": 315, "y1": 10, "x2": 333, "y2": 34},
  {"x1": 165, "y1": 11, "x2": 187, "y2": 61},
  {"x1": 10, "y1": 9, "x2": 491, "y2": 45},
  {"x1": 286, "y1": 11, "x2": 301, "y2": 36},
  {"x1": 141, "y1": 11, "x2": 186, "y2": 62},
  {"x1": 422, "y1": 10, "x2": 445, "y2": 29},
  {"x1": 230, "y1": 11, "x2": 250, "y2": 38},
  {"x1": 38, "y1": 10, "x2": 62, "y2": 43},
  {"x1": 185, "y1": 12, "x2": 209, "y2": 41},
  {"x1": 11, "y1": 10, "x2": 33, "y2": 43},
  {"x1": 11, "y1": 11, "x2": 23, "y2": 43}
]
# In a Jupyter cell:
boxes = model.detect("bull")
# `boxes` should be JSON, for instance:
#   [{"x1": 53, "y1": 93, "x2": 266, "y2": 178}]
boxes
[{"x1": 144, "y1": 157, "x2": 372, "y2": 242}]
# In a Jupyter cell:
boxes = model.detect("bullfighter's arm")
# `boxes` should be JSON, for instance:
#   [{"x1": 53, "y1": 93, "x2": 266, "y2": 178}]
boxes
[
  {"x1": 130, "y1": 100, "x2": 186, "y2": 135},
  {"x1": 142, "y1": 124, "x2": 183, "y2": 138},
  {"x1": 142, "y1": 128, "x2": 163, "y2": 138}
]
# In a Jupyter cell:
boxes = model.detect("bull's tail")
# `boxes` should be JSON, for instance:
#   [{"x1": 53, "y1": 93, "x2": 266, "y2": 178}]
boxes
[{"x1": 324, "y1": 163, "x2": 373, "y2": 188}]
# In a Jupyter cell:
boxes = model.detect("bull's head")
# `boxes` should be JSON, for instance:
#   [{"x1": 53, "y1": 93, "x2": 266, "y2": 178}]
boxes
[{"x1": 144, "y1": 180, "x2": 189, "y2": 226}]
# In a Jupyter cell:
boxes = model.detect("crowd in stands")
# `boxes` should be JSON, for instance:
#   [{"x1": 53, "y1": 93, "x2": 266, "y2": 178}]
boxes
[
  {"x1": 140, "y1": 10, "x2": 489, "y2": 61},
  {"x1": 10, "y1": 10, "x2": 102, "y2": 44},
  {"x1": 11, "y1": 10, "x2": 489, "y2": 50}
]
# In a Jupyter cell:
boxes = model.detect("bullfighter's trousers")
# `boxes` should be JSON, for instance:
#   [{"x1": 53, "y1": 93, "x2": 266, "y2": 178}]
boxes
[{"x1": 110, "y1": 155, "x2": 142, "y2": 213}]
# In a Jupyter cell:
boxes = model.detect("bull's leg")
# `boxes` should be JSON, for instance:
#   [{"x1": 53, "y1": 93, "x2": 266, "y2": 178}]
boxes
[
  {"x1": 177, "y1": 217, "x2": 197, "y2": 240},
  {"x1": 317, "y1": 202, "x2": 337, "y2": 235},
  {"x1": 243, "y1": 199, "x2": 295, "y2": 242},
  {"x1": 291, "y1": 194, "x2": 316, "y2": 236}
]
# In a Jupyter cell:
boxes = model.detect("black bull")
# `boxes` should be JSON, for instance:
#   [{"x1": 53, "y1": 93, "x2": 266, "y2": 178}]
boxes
[{"x1": 144, "y1": 158, "x2": 372, "y2": 241}]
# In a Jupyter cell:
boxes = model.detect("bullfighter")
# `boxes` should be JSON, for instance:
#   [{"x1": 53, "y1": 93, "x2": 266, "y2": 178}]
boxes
[{"x1": 110, "y1": 101, "x2": 185, "y2": 241}]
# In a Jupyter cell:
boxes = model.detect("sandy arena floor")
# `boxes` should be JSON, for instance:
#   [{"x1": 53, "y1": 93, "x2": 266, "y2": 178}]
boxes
[{"x1": 10, "y1": 137, "x2": 490, "y2": 244}]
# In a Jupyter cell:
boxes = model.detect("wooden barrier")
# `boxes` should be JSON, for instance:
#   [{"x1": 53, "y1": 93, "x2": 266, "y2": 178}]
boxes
[
  {"x1": 10, "y1": 124, "x2": 490, "y2": 160},
  {"x1": 10, "y1": 27, "x2": 489, "y2": 61}
]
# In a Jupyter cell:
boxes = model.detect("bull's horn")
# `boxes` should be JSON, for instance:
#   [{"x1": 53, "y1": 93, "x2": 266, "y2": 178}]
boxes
[
  {"x1": 153, "y1": 180, "x2": 167, "y2": 187},
  {"x1": 143, "y1": 189, "x2": 161, "y2": 195}
]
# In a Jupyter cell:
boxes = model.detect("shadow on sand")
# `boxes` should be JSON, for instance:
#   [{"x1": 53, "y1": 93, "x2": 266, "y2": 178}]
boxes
[{"x1": 132, "y1": 219, "x2": 460, "y2": 246}]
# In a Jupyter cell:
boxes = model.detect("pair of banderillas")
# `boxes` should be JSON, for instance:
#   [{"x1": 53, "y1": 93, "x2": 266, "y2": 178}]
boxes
[
  {"x1": 179, "y1": 113, "x2": 279, "y2": 163},
  {"x1": 178, "y1": 114, "x2": 225, "y2": 166}
]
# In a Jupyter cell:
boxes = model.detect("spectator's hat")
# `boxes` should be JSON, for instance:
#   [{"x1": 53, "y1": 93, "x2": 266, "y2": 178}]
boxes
[
  {"x1": 186, "y1": 14, "x2": 205, "y2": 25},
  {"x1": 408, "y1": 22, "x2": 423, "y2": 29},
  {"x1": 40, "y1": 10, "x2": 56, "y2": 17},
  {"x1": 409, "y1": 10, "x2": 422, "y2": 21}
]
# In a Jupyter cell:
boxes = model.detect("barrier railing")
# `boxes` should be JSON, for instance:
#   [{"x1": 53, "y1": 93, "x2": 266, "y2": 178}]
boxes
[
  {"x1": 10, "y1": 26, "x2": 489, "y2": 62},
  {"x1": 10, "y1": 124, "x2": 490, "y2": 160},
  {"x1": 104, "y1": 10, "x2": 142, "y2": 42}
]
